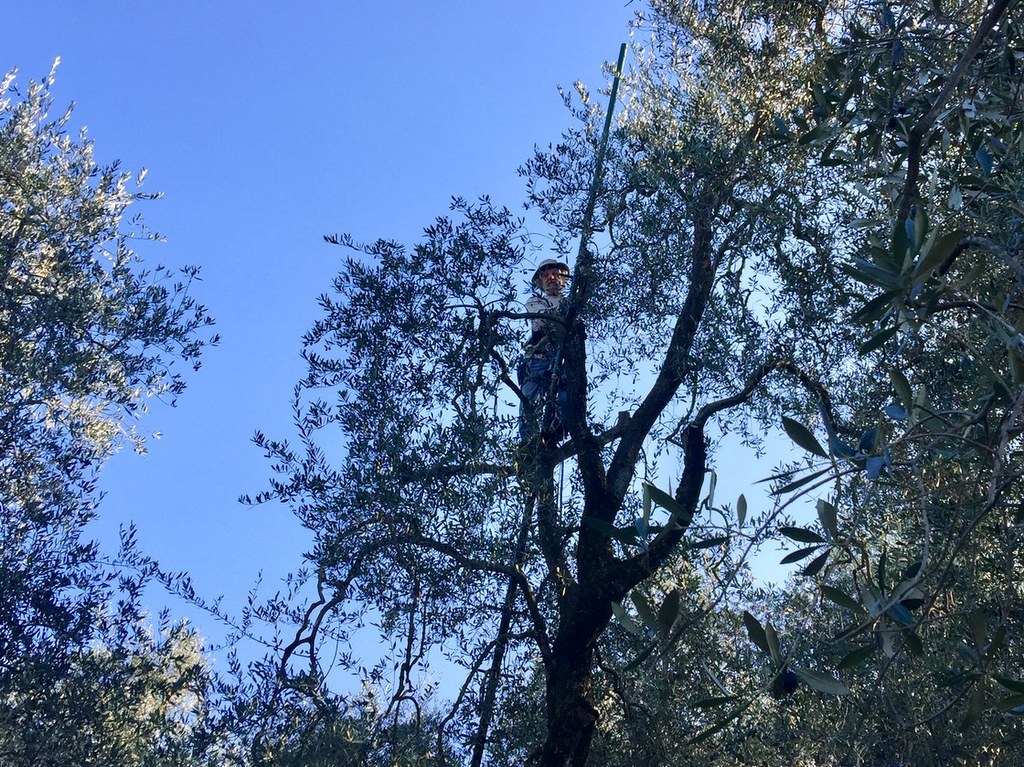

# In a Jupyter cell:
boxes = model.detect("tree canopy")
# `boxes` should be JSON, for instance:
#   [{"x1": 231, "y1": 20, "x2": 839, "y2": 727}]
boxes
[
  {"x1": 0, "y1": 65, "x2": 222, "y2": 766},
  {"x1": 253, "y1": 1, "x2": 1024, "y2": 765},
  {"x1": 7, "y1": 0, "x2": 1024, "y2": 765}
]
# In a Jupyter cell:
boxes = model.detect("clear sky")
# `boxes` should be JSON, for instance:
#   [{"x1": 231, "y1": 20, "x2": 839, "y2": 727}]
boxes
[{"x1": 3, "y1": 3, "x2": 646, "y2": 650}]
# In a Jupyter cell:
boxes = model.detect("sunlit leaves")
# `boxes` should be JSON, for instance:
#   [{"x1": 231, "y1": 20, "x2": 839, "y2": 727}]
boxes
[
  {"x1": 0, "y1": 67, "x2": 220, "y2": 767},
  {"x1": 1, "y1": 68, "x2": 216, "y2": 518}
]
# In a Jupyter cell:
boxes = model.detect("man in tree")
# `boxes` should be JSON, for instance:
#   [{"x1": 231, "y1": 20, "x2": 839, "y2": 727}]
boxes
[
  {"x1": 256, "y1": 0, "x2": 1024, "y2": 763},
  {"x1": 519, "y1": 258, "x2": 571, "y2": 446}
]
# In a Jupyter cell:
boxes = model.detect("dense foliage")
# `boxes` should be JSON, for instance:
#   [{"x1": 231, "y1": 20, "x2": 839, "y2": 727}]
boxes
[
  {"x1": 0, "y1": 66, "x2": 223, "y2": 766},
  {"x1": 7, "y1": 0, "x2": 1024, "y2": 764},
  {"x1": 252, "y1": 1, "x2": 1024, "y2": 765}
]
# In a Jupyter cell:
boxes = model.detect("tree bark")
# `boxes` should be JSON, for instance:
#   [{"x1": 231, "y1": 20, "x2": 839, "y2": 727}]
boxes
[{"x1": 538, "y1": 590, "x2": 611, "y2": 767}]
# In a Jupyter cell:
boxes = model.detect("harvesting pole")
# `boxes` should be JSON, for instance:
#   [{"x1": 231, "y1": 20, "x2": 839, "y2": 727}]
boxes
[{"x1": 569, "y1": 41, "x2": 627, "y2": 307}]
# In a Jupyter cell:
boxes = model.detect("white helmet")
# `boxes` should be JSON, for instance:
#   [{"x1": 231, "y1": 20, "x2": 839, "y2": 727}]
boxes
[{"x1": 531, "y1": 258, "x2": 570, "y2": 289}]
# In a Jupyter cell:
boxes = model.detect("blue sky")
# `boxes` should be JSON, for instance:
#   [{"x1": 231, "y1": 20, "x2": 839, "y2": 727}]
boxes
[{"x1": 3, "y1": 3, "x2": 644, "y2": 648}]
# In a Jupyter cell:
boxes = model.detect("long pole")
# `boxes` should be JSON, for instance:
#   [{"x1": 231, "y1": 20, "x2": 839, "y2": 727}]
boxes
[
  {"x1": 575, "y1": 42, "x2": 628, "y2": 276},
  {"x1": 546, "y1": 42, "x2": 627, "y2": 417},
  {"x1": 475, "y1": 45, "x2": 629, "y2": 765}
]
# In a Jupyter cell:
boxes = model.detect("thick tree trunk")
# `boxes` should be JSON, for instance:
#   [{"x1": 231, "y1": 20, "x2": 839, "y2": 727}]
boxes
[
  {"x1": 541, "y1": 657, "x2": 597, "y2": 766},
  {"x1": 537, "y1": 591, "x2": 612, "y2": 767}
]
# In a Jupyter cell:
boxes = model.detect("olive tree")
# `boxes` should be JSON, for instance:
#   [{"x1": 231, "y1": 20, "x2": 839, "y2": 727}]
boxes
[
  {"x1": 0, "y1": 65, "x2": 220, "y2": 766},
  {"x1": 758, "y1": 0, "x2": 1024, "y2": 762},
  {"x1": 251, "y1": 2, "x2": 866, "y2": 764}
]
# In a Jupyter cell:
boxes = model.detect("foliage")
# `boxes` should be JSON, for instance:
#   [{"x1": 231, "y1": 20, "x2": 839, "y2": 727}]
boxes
[
  {"x1": 763, "y1": 0, "x2": 1024, "y2": 760},
  {"x1": 252, "y1": 0, "x2": 1024, "y2": 765},
  {"x1": 0, "y1": 620, "x2": 227, "y2": 767},
  {"x1": 0, "y1": 65, "x2": 223, "y2": 766},
  {"x1": 0, "y1": 62, "x2": 216, "y2": 521}
]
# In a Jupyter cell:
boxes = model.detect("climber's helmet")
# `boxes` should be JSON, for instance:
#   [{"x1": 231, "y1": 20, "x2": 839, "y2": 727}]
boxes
[{"x1": 531, "y1": 259, "x2": 570, "y2": 293}]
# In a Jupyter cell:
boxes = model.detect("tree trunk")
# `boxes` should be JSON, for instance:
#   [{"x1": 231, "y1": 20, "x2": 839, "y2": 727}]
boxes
[{"x1": 537, "y1": 591, "x2": 611, "y2": 767}]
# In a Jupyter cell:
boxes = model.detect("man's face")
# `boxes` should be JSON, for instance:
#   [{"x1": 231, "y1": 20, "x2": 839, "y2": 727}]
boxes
[{"x1": 540, "y1": 266, "x2": 569, "y2": 296}]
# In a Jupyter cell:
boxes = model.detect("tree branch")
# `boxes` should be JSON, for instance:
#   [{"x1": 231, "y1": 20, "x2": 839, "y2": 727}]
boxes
[
  {"x1": 609, "y1": 358, "x2": 836, "y2": 595},
  {"x1": 901, "y1": 0, "x2": 1012, "y2": 219}
]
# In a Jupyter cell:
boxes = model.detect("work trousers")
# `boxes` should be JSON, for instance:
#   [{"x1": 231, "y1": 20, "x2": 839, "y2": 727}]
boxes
[{"x1": 517, "y1": 356, "x2": 567, "y2": 443}]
